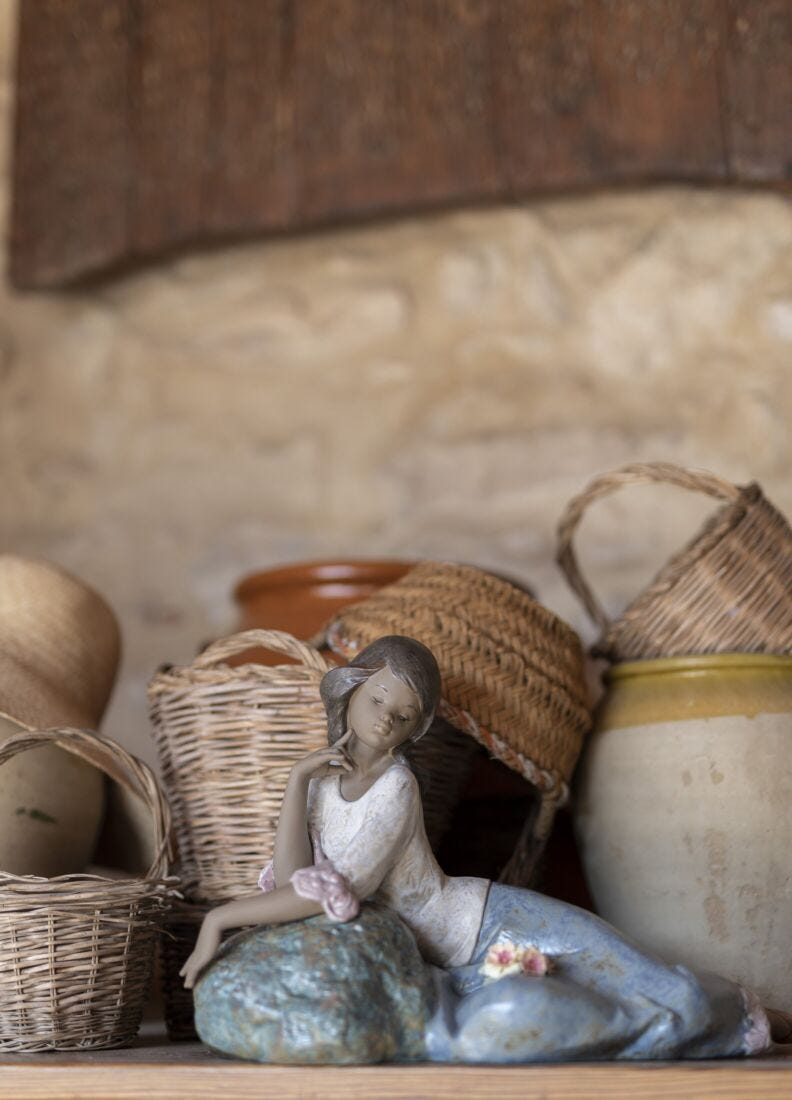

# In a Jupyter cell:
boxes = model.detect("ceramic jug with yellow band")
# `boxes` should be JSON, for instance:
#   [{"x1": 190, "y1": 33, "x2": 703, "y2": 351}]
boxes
[{"x1": 574, "y1": 653, "x2": 792, "y2": 1012}]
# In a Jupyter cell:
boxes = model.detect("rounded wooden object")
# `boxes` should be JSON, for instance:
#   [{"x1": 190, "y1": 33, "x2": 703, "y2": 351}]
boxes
[{"x1": 574, "y1": 653, "x2": 792, "y2": 1011}]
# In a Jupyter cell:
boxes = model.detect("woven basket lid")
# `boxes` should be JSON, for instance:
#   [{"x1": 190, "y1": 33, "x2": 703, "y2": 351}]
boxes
[
  {"x1": 0, "y1": 556, "x2": 121, "y2": 731},
  {"x1": 325, "y1": 561, "x2": 592, "y2": 799}
]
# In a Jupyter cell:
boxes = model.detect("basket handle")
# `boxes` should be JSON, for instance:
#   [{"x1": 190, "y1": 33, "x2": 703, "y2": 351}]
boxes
[
  {"x1": 556, "y1": 462, "x2": 743, "y2": 632},
  {"x1": 0, "y1": 727, "x2": 171, "y2": 882},
  {"x1": 191, "y1": 629, "x2": 330, "y2": 675}
]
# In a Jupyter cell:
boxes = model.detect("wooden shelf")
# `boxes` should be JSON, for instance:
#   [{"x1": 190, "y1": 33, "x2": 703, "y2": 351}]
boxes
[{"x1": 1, "y1": 1038, "x2": 791, "y2": 1100}]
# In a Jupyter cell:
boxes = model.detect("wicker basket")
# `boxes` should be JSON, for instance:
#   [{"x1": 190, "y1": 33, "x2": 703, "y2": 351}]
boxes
[
  {"x1": 148, "y1": 630, "x2": 332, "y2": 902},
  {"x1": 324, "y1": 561, "x2": 592, "y2": 882},
  {"x1": 407, "y1": 717, "x2": 481, "y2": 852},
  {"x1": 556, "y1": 463, "x2": 792, "y2": 662},
  {"x1": 160, "y1": 900, "x2": 208, "y2": 1042},
  {"x1": 0, "y1": 727, "x2": 175, "y2": 1052}
]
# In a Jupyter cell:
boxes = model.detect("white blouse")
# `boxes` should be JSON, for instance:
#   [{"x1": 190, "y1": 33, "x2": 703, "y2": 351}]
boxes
[{"x1": 303, "y1": 764, "x2": 489, "y2": 968}]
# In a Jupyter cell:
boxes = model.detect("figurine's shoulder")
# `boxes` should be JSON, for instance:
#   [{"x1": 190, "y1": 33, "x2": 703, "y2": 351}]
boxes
[{"x1": 380, "y1": 762, "x2": 420, "y2": 798}]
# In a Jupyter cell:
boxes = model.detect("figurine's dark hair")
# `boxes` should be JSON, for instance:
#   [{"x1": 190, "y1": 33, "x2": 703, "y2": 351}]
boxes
[{"x1": 320, "y1": 635, "x2": 441, "y2": 747}]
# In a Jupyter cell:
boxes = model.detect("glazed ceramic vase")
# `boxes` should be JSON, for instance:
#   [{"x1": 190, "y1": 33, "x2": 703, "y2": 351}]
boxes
[{"x1": 574, "y1": 653, "x2": 792, "y2": 1011}]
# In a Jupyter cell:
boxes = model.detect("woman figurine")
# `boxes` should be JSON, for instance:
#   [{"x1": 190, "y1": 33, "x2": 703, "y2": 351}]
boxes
[{"x1": 181, "y1": 635, "x2": 786, "y2": 1060}]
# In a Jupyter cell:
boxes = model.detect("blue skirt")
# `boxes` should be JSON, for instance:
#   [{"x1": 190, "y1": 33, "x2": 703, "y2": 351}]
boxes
[{"x1": 424, "y1": 885, "x2": 764, "y2": 1062}]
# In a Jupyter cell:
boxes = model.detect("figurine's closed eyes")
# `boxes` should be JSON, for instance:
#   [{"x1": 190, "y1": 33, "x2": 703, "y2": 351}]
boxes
[
  {"x1": 372, "y1": 690, "x2": 415, "y2": 724},
  {"x1": 347, "y1": 668, "x2": 423, "y2": 749}
]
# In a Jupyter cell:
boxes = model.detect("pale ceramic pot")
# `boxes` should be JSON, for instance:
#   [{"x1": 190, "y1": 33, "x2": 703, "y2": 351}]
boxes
[
  {"x1": 0, "y1": 714, "x2": 105, "y2": 876},
  {"x1": 574, "y1": 653, "x2": 792, "y2": 1011}
]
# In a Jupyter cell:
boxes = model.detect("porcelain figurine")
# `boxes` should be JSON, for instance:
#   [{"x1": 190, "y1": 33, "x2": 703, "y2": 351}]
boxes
[{"x1": 181, "y1": 635, "x2": 789, "y2": 1061}]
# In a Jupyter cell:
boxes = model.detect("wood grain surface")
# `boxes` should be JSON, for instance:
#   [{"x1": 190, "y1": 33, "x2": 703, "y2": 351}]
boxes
[
  {"x1": 10, "y1": 0, "x2": 792, "y2": 288},
  {"x1": 1, "y1": 1057, "x2": 792, "y2": 1100}
]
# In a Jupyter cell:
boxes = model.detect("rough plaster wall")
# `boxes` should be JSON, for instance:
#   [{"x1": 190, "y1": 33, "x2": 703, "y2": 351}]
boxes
[{"x1": 1, "y1": 5, "x2": 790, "y2": 767}]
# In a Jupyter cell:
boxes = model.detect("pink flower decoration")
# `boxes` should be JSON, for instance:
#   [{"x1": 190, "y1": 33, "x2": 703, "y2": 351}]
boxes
[
  {"x1": 521, "y1": 946, "x2": 553, "y2": 976},
  {"x1": 480, "y1": 940, "x2": 523, "y2": 979},
  {"x1": 291, "y1": 859, "x2": 359, "y2": 922}
]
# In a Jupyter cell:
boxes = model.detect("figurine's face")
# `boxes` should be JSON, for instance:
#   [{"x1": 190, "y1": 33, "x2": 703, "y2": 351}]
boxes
[{"x1": 346, "y1": 665, "x2": 422, "y2": 753}]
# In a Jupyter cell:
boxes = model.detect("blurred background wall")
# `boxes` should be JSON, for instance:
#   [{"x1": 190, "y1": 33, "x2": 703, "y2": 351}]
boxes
[{"x1": 1, "y1": 0, "x2": 790, "y2": 766}]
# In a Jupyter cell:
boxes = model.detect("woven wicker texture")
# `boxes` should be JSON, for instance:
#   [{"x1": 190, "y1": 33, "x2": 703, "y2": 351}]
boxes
[
  {"x1": 148, "y1": 630, "x2": 332, "y2": 903},
  {"x1": 556, "y1": 463, "x2": 792, "y2": 662},
  {"x1": 0, "y1": 728, "x2": 176, "y2": 1052},
  {"x1": 0, "y1": 555, "x2": 120, "y2": 730},
  {"x1": 325, "y1": 561, "x2": 592, "y2": 799},
  {"x1": 160, "y1": 900, "x2": 208, "y2": 1042},
  {"x1": 407, "y1": 717, "x2": 481, "y2": 852}
]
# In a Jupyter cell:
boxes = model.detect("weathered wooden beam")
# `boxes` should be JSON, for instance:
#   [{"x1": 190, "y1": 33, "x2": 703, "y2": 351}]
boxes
[
  {"x1": 9, "y1": 0, "x2": 792, "y2": 289},
  {"x1": 725, "y1": 0, "x2": 792, "y2": 181},
  {"x1": 11, "y1": 0, "x2": 131, "y2": 286}
]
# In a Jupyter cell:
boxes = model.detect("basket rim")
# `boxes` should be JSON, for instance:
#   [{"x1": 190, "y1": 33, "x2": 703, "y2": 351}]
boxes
[
  {"x1": 0, "y1": 869, "x2": 179, "y2": 888},
  {"x1": 149, "y1": 629, "x2": 332, "y2": 689},
  {"x1": 148, "y1": 659, "x2": 327, "y2": 689}
]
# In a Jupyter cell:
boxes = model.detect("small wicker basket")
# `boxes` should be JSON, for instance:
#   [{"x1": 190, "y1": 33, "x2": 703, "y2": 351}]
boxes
[
  {"x1": 557, "y1": 463, "x2": 792, "y2": 662},
  {"x1": 0, "y1": 727, "x2": 175, "y2": 1052},
  {"x1": 148, "y1": 630, "x2": 332, "y2": 903}
]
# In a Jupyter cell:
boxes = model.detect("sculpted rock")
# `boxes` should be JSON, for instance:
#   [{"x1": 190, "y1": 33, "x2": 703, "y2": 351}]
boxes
[{"x1": 193, "y1": 904, "x2": 434, "y2": 1064}]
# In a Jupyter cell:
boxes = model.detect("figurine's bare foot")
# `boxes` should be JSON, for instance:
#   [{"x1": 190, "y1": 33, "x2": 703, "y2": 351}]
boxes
[{"x1": 766, "y1": 1008, "x2": 792, "y2": 1044}]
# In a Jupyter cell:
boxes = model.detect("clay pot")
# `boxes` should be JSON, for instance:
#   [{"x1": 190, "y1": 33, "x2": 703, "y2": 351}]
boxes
[
  {"x1": 233, "y1": 560, "x2": 412, "y2": 662},
  {"x1": 574, "y1": 653, "x2": 792, "y2": 1010},
  {"x1": 0, "y1": 714, "x2": 104, "y2": 877}
]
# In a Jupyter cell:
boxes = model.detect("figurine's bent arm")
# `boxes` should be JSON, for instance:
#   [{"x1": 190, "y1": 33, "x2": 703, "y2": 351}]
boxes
[
  {"x1": 272, "y1": 772, "x2": 313, "y2": 885},
  {"x1": 271, "y1": 733, "x2": 354, "y2": 884},
  {"x1": 180, "y1": 884, "x2": 323, "y2": 988}
]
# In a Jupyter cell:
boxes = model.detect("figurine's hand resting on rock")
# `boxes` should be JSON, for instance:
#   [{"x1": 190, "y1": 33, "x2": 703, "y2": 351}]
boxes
[
  {"x1": 180, "y1": 912, "x2": 222, "y2": 990},
  {"x1": 292, "y1": 728, "x2": 354, "y2": 781}
]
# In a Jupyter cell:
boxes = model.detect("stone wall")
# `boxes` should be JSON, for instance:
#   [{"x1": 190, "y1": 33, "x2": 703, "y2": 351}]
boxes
[{"x1": 1, "y1": 3, "x2": 790, "y2": 766}]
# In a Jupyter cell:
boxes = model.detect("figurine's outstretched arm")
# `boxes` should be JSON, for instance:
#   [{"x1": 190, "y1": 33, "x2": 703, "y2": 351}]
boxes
[
  {"x1": 272, "y1": 728, "x2": 354, "y2": 885},
  {"x1": 180, "y1": 884, "x2": 323, "y2": 989}
]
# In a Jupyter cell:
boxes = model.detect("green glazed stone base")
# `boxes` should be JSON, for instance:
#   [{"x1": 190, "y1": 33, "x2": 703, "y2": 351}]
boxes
[{"x1": 193, "y1": 904, "x2": 433, "y2": 1064}]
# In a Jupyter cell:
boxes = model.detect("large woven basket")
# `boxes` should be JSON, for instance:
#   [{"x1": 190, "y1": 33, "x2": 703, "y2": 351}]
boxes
[
  {"x1": 0, "y1": 728, "x2": 175, "y2": 1052},
  {"x1": 148, "y1": 630, "x2": 332, "y2": 902},
  {"x1": 324, "y1": 561, "x2": 592, "y2": 882},
  {"x1": 557, "y1": 463, "x2": 792, "y2": 662}
]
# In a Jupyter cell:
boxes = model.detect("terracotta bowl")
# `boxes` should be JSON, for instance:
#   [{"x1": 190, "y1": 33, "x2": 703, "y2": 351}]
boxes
[{"x1": 232, "y1": 559, "x2": 413, "y2": 664}]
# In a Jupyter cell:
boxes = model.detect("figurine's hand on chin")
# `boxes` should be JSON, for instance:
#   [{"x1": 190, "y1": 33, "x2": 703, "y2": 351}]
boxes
[
  {"x1": 292, "y1": 730, "x2": 355, "y2": 781},
  {"x1": 180, "y1": 918, "x2": 222, "y2": 990}
]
